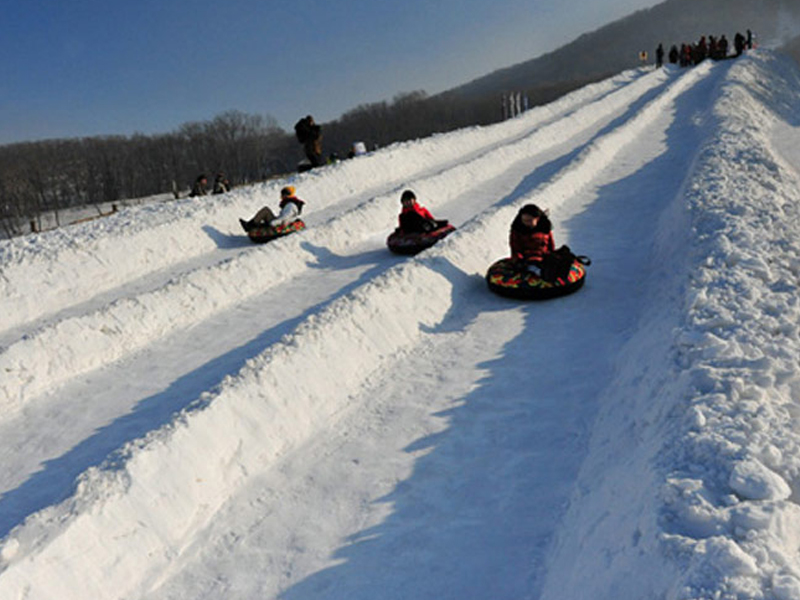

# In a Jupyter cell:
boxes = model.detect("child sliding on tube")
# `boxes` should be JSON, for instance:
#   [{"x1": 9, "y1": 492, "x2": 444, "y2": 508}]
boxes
[
  {"x1": 397, "y1": 189, "x2": 446, "y2": 233},
  {"x1": 509, "y1": 204, "x2": 554, "y2": 277},
  {"x1": 240, "y1": 186, "x2": 305, "y2": 233}
]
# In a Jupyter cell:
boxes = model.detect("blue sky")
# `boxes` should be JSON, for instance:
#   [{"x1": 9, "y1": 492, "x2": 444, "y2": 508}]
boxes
[{"x1": 2, "y1": 0, "x2": 662, "y2": 144}]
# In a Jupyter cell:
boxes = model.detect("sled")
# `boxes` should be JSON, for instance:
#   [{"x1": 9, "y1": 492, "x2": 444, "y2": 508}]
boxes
[
  {"x1": 387, "y1": 222, "x2": 456, "y2": 255},
  {"x1": 486, "y1": 256, "x2": 589, "y2": 300},
  {"x1": 247, "y1": 219, "x2": 306, "y2": 244}
]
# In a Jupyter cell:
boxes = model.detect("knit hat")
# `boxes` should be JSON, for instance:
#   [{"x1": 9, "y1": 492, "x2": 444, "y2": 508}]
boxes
[
  {"x1": 281, "y1": 185, "x2": 296, "y2": 197},
  {"x1": 512, "y1": 203, "x2": 551, "y2": 233},
  {"x1": 400, "y1": 189, "x2": 416, "y2": 203},
  {"x1": 519, "y1": 203, "x2": 544, "y2": 218}
]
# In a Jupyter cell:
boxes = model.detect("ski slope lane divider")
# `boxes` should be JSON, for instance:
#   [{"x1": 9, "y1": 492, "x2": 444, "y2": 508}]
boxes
[
  {"x1": 0, "y1": 69, "x2": 647, "y2": 336},
  {"x1": 0, "y1": 252, "x2": 477, "y2": 600},
  {"x1": 0, "y1": 62, "x2": 720, "y2": 600},
  {"x1": 535, "y1": 52, "x2": 800, "y2": 600},
  {"x1": 0, "y1": 67, "x2": 676, "y2": 414}
]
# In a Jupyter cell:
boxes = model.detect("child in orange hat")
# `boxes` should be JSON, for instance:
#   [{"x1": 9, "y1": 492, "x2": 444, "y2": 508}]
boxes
[{"x1": 240, "y1": 186, "x2": 305, "y2": 232}]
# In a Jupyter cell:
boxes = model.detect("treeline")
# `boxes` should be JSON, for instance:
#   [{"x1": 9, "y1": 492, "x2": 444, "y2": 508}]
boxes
[
  {"x1": 0, "y1": 80, "x2": 593, "y2": 238},
  {"x1": 0, "y1": 111, "x2": 289, "y2": 237}
]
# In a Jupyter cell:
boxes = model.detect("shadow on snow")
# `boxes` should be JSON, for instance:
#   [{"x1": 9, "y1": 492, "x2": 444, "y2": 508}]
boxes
[{"x1": 278, "y1": 62, "x2": 728, "y2": 600}]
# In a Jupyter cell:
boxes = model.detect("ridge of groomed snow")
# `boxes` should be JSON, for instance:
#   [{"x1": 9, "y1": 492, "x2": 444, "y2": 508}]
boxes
[
  {"x1": 3, "y1": 52, "x2": 800, "y2": 600},
  {"x1": 0, "y1": 63, "x2": 716, "y2": 599},
  {"x1": 538, "y1": 51, "x2": 800, "y2": 600},
  {"x1": 0, "y1": 68, "x2": 650, "y2": 334},
  {"x1": 0, "y1": 65, "x2": 677, "y2": 413}
]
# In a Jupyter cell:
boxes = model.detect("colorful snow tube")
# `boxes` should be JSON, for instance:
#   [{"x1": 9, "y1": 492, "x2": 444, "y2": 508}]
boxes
[
  {"x1": 486, "y1": 257, "x2": 588, "y2": 300},
  {"x1": 248, "y1": 219, "x2": 306, "y2": 244},
  {"x1": 387, "y1": 223, "x2": 456, "y2": 255}
]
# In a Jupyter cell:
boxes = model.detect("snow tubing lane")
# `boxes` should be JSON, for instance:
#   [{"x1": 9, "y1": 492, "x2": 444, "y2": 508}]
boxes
[
  {"x1": 247, "y1": 219, "x2": 306, "y2": 244},
  {"x1": 486, "y1": 257, "x2": 587, "y2": 300},
  {"x1": 386, "y1": 223, "x2": 456, "y2": 255}
]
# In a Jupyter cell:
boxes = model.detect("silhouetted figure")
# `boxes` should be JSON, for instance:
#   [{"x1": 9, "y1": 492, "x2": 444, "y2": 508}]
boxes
[
  {"x1": 212, "y1": 172, "x2": 230, "y2": 195},
  {"x1": 656, "y1": 43, "x2": 664, "y2": 68},
  {"x1": 734, "y1": 32, "x2": 745, "y2": 57},
  {"x1": 669, "y1": 45, "x2": 679, "y2": 64},
  {"x1": 694, "y1": 36, "x2": 708, "y2": 65},
  {"x1": 189, "y1": 174, "x2": 208, "y2": 197},
  {"x1": 718, "y1": 35, "x2": 728, "y2": 59},
  {"x1": 709, "y1": 36, "x2": 718, "y2": 60},
  {"x1": 681, "y1": 44, "x2": 692, "y2": 67},
  {"x1": 294, "y1": 115, "x2": 323, "y2": 168}
]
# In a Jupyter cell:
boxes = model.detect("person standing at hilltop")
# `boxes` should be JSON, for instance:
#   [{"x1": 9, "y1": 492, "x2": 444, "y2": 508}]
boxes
[{"x1": 294, "y1": 115, "x2": 323, "y2": 168}]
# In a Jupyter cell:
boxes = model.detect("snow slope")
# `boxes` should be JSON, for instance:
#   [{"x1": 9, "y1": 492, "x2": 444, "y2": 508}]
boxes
[{"x1": 2, "y1": 50, "x2": 800, "y2": 599}]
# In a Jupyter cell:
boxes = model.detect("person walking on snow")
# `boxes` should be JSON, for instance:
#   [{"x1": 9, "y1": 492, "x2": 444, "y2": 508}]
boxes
[{"x1": 240, "y1": 186, "x2": 305, "y2": 232}]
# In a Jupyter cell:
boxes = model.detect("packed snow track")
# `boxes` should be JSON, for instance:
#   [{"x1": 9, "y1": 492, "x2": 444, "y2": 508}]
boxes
[{"x1": 4, "y1": 52, "x2": 800, "y2": 600}]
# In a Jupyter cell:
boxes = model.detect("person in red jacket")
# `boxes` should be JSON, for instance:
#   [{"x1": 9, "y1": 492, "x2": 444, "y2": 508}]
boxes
[
  {"x1": 397, "y1": 189, "x2": 443, "y2": 233},
  {"x1": 509, "y1": 203, "x2": 555, "y2": 275}
]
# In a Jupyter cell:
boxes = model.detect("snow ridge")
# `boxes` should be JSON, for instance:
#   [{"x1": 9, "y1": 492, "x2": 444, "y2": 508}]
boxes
[
  {"x1": 0, "y1": 68, "x2": 647, "y2": 335},
  {"x1": 2, "y1": 52, "x2": 800, "y2": 600},
  {"x1": 538, "y1": 52, "x2": 800, "y2": 600},
  {"x1": 662, "y1": 52, "x2": 800, "y2": 599},
  {"x1": 0, "y1": 62, "x2": 715, "y2": 599},
  {"x1": 0, "y1": 66, "x2": 671, "y2": 413}
]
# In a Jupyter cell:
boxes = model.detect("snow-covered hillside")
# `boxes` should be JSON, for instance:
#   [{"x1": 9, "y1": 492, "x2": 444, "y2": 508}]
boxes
[{"x1": 2, "y1": 50, "x2": 800, "y2": 600}]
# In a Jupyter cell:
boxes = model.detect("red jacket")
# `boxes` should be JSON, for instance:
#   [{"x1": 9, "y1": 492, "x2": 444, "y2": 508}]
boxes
[
  {"x1": 399, "y1": 203, "x2": 434, "y2": 229},
  {"x1": 509, "y1": 228, "x2": 554, "y2": 262}
]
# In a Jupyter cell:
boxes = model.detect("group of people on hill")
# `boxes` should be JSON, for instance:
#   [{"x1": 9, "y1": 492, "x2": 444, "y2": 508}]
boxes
[
  {"x1": 238, "y1": 185, "x2": 557, "y2": 271},
  {"x1": 186, "y1": 114, "x2": 329, "y2": 197},
  {"x1": 189, "y1": 172, "x2": 230, "y2": 197},
  {"x1": 655, "y1": 29, "x2": 754, "y2": 68}
]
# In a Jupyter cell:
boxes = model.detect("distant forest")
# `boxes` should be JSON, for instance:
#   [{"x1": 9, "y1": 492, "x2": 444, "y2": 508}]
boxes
[{"x1": 0, "y1": 77, "x2": 601, "y2": 239}]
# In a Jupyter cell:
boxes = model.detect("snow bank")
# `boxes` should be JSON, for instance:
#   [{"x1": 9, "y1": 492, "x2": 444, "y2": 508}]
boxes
[
  {"x1": 0, "y1": 68, "x2": 647, "y2": 334},
  {"x1": 6, "y1": 53, "x2": 799, "y2": 599},
  {"x1": 0, "y1": 63, "x2": 707, "y2": 598},
  {"x1": 0, "y1": 66, "x2": 673, "y2": 413},
  {"x1": 662, "y1": 51, "x2": 800, "y2": 599},
  {"x1": 538, "y1": 52, "x2": 800, "y2": 600}
]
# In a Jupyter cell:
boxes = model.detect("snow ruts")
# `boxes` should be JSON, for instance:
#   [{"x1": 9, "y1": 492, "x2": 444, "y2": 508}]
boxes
[
  {"x1": 0, "y1": 66, "x2": 675, "y2": 413},
  {"x1": 0, "y1": 63, "x2": 717, "y2": 599},
  {"x1": 0, "y1": 69, "x2": 648, "y2": 336},
  {"x1": 537, "y1": 53, "x2": 800, "y2": 600}
]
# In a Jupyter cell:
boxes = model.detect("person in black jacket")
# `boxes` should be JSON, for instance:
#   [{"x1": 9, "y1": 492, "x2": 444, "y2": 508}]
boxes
[
  {"x1": 189, "y1": 174, "x2": 208, "y2": 197},
  {"x1": 668, "y1": 45, "x2": 679, "y2": 64},
  {"x1": 294, "y1": 115, "x2": 323, "y2": 167},
  {"x1": 212, "y1": 172, "x2": 229, "y2": 194}
]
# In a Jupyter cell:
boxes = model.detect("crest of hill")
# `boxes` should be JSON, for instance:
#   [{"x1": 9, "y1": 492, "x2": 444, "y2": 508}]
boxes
[{"x1": 445, "y1": 0, "x2": 800, "y2": 99}]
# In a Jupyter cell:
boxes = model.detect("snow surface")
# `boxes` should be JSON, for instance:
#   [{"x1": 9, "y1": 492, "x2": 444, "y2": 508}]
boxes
[{"x1": 2, "y1": 50, "x2": 800, "y2": 599}]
